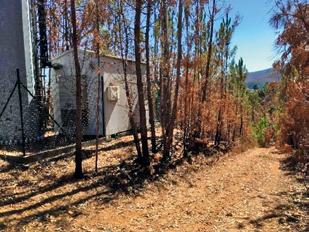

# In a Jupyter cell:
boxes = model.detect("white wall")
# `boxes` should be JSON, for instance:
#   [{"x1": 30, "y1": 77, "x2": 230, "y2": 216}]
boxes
[{"x1": 51, "y1": 50, "x2": 149, "y2": 136}]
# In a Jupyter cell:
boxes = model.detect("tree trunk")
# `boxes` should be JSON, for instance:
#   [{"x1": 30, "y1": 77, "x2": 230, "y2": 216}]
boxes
[
  {"x1": 183, "y1": 4, "x2": 190, "y2": 157},
  {"x1": 201, "y1": 0, "x2": 216, "y2": 102},
  {"x1": 195, "y1": 0, "x2": 216, "y2": 139},
  {"x1": 215, "y1": 73, "x2": 224, "y2": 146},
  {"x1": 160, "y1": 0, "x2": 170, "y2": 160},
  {"x1": 95, "y1": 0, "x2": 100, "y2": 173},
  {"x1": 70, "y1": 0, "x2": 83, "y2": 178},
  {"x1": 239, "y1": 104, "x2": 243, "y2": 137},
  {"x1": 146, "y1": 0, "x2": 157, "y2": 153},
  {"x1": 134, "y1": 0, "x2": 150, "y2": 166},
  {"x1": 118, "y1": 1, "x2": 142, "y2": 159},
  {"x1": 163, "y1": 0, "x2": 183, "y2": 159}
]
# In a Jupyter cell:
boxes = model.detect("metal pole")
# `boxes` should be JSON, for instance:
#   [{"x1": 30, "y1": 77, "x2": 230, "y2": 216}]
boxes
[{"x1": 17, "y1": 69, "x2": 26, "y2": 157}]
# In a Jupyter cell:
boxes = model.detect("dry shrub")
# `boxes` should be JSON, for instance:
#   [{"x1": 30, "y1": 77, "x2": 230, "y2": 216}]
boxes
[
  {"x1": 276, "y1": 143, "x2": 293, "y2": 154},
  {"x1": 264, "y1": 127, "x2": 275, "y2": 147},
  {"x1": 278, "y1": 80, "x2": 309, "y2": 160},
  {"x1": 177, "y1": 74, "x2": 253, "y2": 153}
]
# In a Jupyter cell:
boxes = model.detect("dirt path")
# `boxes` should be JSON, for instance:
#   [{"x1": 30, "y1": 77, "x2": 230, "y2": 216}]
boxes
[
  {"x1": 72, "y1": 147, "x2": 306, "y2": 232},
  {"x1": 0, "y1": 144, "x2": 307, "y2": 231}
]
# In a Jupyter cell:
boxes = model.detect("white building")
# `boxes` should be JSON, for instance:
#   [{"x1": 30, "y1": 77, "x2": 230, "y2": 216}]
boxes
[{"x1": 50, "y1": 49, "x2": 148, "y2": 137}]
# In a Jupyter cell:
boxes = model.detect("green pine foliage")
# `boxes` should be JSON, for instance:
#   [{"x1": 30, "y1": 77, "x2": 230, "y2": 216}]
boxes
[{"x1": 253, "y1": 116, "x2": 270, "y2": 147}]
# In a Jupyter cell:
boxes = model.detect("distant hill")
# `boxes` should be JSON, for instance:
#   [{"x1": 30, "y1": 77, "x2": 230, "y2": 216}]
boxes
[{"x1": 246, "y1": 68, "x2": 281, "y2": 89}]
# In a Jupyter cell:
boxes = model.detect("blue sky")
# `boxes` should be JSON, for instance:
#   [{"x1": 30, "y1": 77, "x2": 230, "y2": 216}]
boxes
[{"x1": 228, "y1": 0, "x2": 279, "y2": 72}]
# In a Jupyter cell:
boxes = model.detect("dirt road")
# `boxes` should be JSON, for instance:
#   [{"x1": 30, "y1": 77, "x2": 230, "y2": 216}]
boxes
[{"x1": 0, "y1": 143, "x2": 307, "y2": 231}]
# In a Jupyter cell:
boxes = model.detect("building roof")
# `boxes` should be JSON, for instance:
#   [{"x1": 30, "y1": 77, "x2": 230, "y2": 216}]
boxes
[{"x1": 51, "y1": 48, "x2": 146, "y2": 64}]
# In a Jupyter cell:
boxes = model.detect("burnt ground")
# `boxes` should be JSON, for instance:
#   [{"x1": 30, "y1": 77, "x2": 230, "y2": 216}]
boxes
[{"x1": 0, "y1": 135, "x2": 308, "y2": 232}]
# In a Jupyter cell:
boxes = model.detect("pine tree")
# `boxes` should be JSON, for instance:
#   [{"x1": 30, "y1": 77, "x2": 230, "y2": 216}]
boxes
[{"x1": 70, "y1": 0, "x2": 83, "y2": 178}]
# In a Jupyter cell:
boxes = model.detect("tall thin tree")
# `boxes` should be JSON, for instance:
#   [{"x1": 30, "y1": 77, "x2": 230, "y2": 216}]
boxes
[
  {"x1": 146, "y1": 0, "x2": 157, "y2": 153},
  {"x1": 117, "y1": 0, "x2": 143, "y2": 159},
  {"x1": 201, "y1": 0, "x2": 216, "y2": 102},
  {"x1": 134, "y1": 0, "x2": 150, "y2": 166},
  {"x1": 163, "y1": 0, "x2": 183, "y2": 158},
  {"x1": 70, "y1": 0, "x2": 83, "y2": 178},
  {"x1": 95, "y1": 0, "x2": 101, "y2": 173}
]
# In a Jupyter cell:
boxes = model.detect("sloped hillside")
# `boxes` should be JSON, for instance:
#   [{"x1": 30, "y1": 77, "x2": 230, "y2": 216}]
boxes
[{"x1": 247, "y1": 68, "x2": 281, "y2": 89}]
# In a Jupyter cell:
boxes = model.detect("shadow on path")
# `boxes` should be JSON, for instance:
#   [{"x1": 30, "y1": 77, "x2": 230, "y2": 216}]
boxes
[{"x1": 245, "y1": 153, "x2": 308, "y2": 232}]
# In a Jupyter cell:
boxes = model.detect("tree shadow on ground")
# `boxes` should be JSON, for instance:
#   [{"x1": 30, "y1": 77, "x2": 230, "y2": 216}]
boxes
[
  {"x1": 243, "y1": 153, "x2": 308, "y2": 232},
  {"x1": 0, "y1": 138, "x2": 136, "y2": 174},
  {"x1": 0, "y1": 137, "x2": 139, "y2": 206},
  {"x1": 0, "y1": 137, "x2": 221, "y2": 230},
  {"x1": 0, "y1": 156, "x2": 139, "y2": 229},
  {"x1": 0, "y1": 138, "x2": 138, "y2": 207},
  {"x1": 247, "y1": 198, "x2": 307, "y2": 231},
  {"x1": 0, "y1": 158, "x2": 176, "y2": 229}
]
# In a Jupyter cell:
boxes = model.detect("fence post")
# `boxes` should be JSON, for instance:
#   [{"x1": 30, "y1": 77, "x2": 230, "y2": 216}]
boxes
[
  {"x1": 101, "y1": 75, "x2": 106, "y2": 137},
  {"x1": 17, "y1": 69, "x2": 26, "y2": 157}
]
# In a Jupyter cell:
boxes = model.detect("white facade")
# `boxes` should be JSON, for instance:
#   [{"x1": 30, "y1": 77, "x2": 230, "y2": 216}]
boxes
[{"x1": 50, "y1": 49, "x2": 148, "y2": 137}]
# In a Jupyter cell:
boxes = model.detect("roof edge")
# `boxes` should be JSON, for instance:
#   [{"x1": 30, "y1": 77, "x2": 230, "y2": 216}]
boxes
[{"x1": 51, "y1": 48, "x2": 146, "y2": 64}]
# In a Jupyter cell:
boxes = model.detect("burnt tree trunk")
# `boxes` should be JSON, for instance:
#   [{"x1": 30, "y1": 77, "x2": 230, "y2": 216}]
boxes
[
  {"x1": 201, "y1": 0, "x2": 216, "y2": 102},
  {"x1": 134, "y1": 0, "x2": 150, "y2": 166},
  {"x1": 146, "y1": 0, "x2": 157, "y2": 153},
  {"x1": 95, "y1": 0, "x2": 101, "y2": 173},
  {"x1": 183, "y1": 4, "x2": 190, "y2": 157},
  {"x1": 163, "y1": 0, "x2": 183, "y2": 159},
  {"x1": 160, "y1": 0, "x2": 170, "y2": 161},
  {"x1": 195, "y1": 0, "x2": 216, "y2": 139},
  {"x1": 118, "y1": 1, "x2": 142, "y2": 159},
  {"x1": 70, "y1": 0, "x2": 83, "y2": 178}
]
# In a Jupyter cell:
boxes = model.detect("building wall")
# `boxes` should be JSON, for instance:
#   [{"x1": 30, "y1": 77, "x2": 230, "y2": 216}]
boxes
[
  {"x1": 51, "y1": 50, "x2": 148, "y2": 137},
  {"x1": 0, "y1": 0, "x2": 39, "y2": 143}
]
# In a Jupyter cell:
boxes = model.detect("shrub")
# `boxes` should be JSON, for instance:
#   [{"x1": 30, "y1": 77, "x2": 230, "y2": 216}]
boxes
[{"x1": 253, "y1": 116, "x2": 270, "y2": 147}]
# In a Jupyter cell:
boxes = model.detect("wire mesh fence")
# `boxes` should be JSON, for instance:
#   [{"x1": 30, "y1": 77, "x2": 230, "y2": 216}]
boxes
[{"x1": 0, "y1": 68, "x2": 70, "y2": 159}]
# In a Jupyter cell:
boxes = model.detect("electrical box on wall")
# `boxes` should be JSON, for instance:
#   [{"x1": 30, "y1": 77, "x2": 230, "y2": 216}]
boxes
[{"x1": 107, "y1": 86, "x2": 120, "y2": 101}]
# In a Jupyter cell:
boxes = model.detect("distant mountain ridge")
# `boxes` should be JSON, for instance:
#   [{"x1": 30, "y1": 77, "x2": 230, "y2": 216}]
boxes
[{"x1": 246, "y1": 68, "x2": 281, "y2": 89}]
